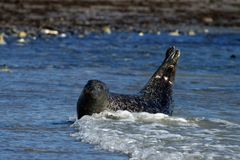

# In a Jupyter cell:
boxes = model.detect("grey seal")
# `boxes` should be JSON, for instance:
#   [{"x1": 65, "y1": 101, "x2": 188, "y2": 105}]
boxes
[{"x1": 77, "y1": 46, "x2": 180, "y2": 119}]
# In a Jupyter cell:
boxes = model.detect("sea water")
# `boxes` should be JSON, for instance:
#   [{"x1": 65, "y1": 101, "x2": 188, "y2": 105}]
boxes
[{"x1": 0, "y1": 32, "x2": 240, "y2": 160}]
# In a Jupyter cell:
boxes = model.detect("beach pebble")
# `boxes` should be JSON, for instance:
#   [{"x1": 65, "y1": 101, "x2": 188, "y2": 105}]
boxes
[
  {"x1": 42, "y1": 29, "x2": 59, "y2": 35},
  {"x1": 0, "y1": 33, "x2": 6, "y2": 45},
  {"x1": 204, "y1": 28, "x2": 209, "y2": 33},
  {"x1": 18, "y1": 31, "x2": 27, "y2": 38},
  {"x1": 188, "y1": 30, "x2": 196, "y2": 36},
  {"x1": 103, "y1": 26, "x2": 111, "y2": 34},
  {"x1": 60, "y1": 33, "x2": 67, "y2": 38},
  {"x1": 203, "y1": 17, "x2": 213, "y2": 23},
  {"x1": 169, "y1": 30, "x2": 180, "y2": 36},
  {"x1": 138, "y1": 32, "x2": 144, "y2": 36},
  {"x1": 17, "y1": 38, "x2": 26, "y2": 43}
]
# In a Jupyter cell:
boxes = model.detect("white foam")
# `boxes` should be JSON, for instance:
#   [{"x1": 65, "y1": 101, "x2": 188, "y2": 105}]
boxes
[
  {"x1": 94, "y1": 110, "x2": 135, "y2": 121},
  {"x1": 91, "y1": 110, "x2": 190, "y2": 126},
  {"x1": 71, "y1": 111, "x2": 240, "y2": 160},
  {"x1": 209, "y1": 118, "x2": 239, "y2": 127},
  {"x1": 191, "y1": 117, "x2": 240, "y2": 128}
]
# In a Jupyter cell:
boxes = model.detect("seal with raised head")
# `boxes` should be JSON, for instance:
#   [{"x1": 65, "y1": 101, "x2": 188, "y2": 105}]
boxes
[{"x1": 77, "y1": 46, "x2": 180, "y2": 119}]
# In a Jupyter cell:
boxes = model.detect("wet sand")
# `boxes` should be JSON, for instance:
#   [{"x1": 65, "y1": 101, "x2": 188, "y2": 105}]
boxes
[{"x1": 0, "y1": 0, "x2": 240, "y2": 34}]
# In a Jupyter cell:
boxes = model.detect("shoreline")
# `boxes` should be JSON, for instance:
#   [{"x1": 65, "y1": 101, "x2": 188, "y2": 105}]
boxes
[{"x1": 1, "y1": 0, "x2": 240, "y2": 35}]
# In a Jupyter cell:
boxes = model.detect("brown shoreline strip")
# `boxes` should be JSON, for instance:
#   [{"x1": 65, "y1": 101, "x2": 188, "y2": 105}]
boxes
[{"x1": 0, "y1": 0, "x2": 240, "y2": 34}]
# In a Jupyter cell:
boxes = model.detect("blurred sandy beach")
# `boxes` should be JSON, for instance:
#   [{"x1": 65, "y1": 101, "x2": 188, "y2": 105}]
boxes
[{"x1": 0, "y1": 0, "x2": 240, "y2": 34}]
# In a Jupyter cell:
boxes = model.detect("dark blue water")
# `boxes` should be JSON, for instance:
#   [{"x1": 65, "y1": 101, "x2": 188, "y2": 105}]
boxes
[{"x1": 0, "y1": 32, "x2": 240, "y2": 159}]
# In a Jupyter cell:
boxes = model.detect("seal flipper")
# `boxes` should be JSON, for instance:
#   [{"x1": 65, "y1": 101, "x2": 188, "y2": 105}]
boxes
[{"x1": 140, "y1": 46, "x2": 180, "y2": 102}]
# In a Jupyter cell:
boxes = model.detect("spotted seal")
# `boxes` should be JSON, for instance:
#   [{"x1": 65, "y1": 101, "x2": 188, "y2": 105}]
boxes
[{"x1": 77, "y1": 46, "x2": 180, "y2": 119}]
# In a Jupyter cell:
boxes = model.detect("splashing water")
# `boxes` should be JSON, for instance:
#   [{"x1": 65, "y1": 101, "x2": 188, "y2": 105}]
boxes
[{"x1": 71, "y1": 110, "x2": 240, "y2": 160}]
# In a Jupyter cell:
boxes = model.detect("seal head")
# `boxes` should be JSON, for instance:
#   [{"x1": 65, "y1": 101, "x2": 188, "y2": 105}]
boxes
[{"x1": 77, "y1": 80, "x2": 109, "y2": 119}]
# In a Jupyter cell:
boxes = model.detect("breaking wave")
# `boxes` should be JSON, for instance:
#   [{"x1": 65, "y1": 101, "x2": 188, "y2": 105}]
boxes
[{"x1": 71, "y1": 110, "x2": 240, "y2": 160}]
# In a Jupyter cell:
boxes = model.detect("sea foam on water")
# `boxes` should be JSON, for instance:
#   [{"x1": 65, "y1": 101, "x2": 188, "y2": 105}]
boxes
[{"x1": 71, "y1": 110, "x2": 240, "y2": 160}]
